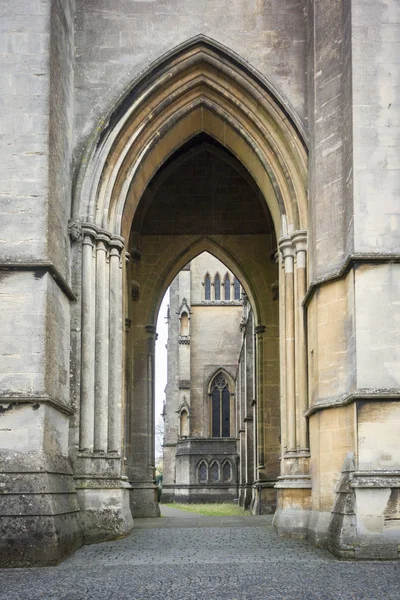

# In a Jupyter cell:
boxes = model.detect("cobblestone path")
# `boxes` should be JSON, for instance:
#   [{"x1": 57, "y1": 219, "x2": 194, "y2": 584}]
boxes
[{"x1": 1, "y1": 511, "x2": 399, "y2": 600}]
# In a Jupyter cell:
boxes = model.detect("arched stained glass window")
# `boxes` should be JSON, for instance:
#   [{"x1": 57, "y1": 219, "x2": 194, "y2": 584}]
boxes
[
  {"x1": 205, "y1": 274, "x2": 211, "y2": 301},
  {"x1": 211, "y1": 373, "x2": 231, "y2": 438},
  {"x1": 210, "y1": 462, "x2": 219, "y2": 482},
  {"x1": 214, "y1": 274, "x2": 221, "y2": 301},
  {"x1": 222, "y1": 461, "x2": 232, "y2": 482},
  {"x1": 224, "y1": 274, "x2": 230, "y2": 300},
  {"x1": 198, "y1": 461, "x2": 207, "y2": 483},
  {"x1": 234, "y1": 277, "x2": 241, "y2": 300}
]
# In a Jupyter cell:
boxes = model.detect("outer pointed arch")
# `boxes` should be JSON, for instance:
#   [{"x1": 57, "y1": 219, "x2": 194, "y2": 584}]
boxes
[{"x1": 74, "y1": 34, "x2": 308, "y2": 239}]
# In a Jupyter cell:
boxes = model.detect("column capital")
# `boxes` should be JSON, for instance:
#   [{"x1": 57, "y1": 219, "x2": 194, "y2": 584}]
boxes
[
  {"x1": 278, "y1": 236, "x2": 294, "y2": 259},
  {"x1": 292, "y1": 230, "x2": 307, "y2": 254},
  {"x1": 82, "y1": 222, "x2": 98, "y2": 244},
  {"x1": 109, "y1": 235, "x2": 125, "y2": 254},
  {"x1": 255, "y1": 324, "x2": 266, "y2": 335},
  {"x1": 96, "y1": 231, "x2": 112, "y2": 246}
]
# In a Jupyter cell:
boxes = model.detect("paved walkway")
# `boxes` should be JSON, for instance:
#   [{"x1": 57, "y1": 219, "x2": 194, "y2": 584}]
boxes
[
  {"x1": 160, "y1": 504, "x2": 205, "y2": 518},
  {"x1": 1, "y1": 508, "x2": 399, "y2": 600}
]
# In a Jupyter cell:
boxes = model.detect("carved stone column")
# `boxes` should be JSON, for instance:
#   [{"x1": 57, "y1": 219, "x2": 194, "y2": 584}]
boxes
[
  {"x1": 273, "y1": 231, "x2": 311, "y2": 537},
  {"x1": 255, "y1": 324, "x2": 266, "y2": 473},
  {"x1": 128, "y1": 324, "x2": 160, "y2": 518},
  {"x1": 146, "y1": 324, "x2": 157, "y2": 473},
  {"x1": 80, "y1": 224, "x2": 97, "y2": 452},
  {"x1": 252, "y1": 324, "x2": 275, "y2": 513},
  {"x1": 108, "y1": 237, "x2": 124, "y2": 453},
  {"x1": 75, "y1": 225, "x2": 133, "y2": 544},
  {"x1": 94, "y1": 233, "x2": 111, "y2": 452},
  {"x1": 293, "y1": 231, "x2": 309, "y2": 453},
  {"x1": 279, "y1": 237, "x2": 296, "y2": 454}
]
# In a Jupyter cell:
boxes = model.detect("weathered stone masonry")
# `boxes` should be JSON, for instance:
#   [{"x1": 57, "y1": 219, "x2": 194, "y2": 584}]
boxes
[{"x1": 0, "y1": 0, "x2": 399, "y2": 566}]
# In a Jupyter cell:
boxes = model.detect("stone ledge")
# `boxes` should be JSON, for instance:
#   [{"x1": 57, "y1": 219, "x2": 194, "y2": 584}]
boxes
[
  {"x1": 306, "y1": 390, "x2": 400, "y2": 417},
  {"x1": 304, "y1": 253, "x2": 400, "y2": 308},
  {"x1": 275, "y1": 475, "x2": 312, "y2": 489},
  {"x1": 74, "y1": 476, "x2": 132, "y2": 490},
  {"x1": 76, "y1": 451, "x2": 122, "y2": 459},
  {"x1": 0, "y1": 394, "x2": 74, "y2": 416},
  {"x1": 0, "y1": 451, "x2": 74, "y2": 474},
  {"x1": 0, "y1": 261, "x2": 76, "y2": 301},
  {"x1": 351, "y1": 471, "x2": 400, "y2": 488}
]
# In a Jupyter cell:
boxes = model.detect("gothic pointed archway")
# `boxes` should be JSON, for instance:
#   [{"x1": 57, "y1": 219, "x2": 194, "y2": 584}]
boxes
[{"x1": 72, "y1": 35, "x2": 309, "y2": 539}]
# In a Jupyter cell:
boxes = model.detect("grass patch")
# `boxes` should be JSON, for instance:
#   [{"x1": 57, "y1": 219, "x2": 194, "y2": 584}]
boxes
[{"x1": 165, "y1": 502, "x2": 249, "y2": 517}]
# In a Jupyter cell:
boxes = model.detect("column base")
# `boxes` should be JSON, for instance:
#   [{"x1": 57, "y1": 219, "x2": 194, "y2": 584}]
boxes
[
  {"x1": 130, "y1": 480, "x2": 161, "y2": 517},
  {"x1": 251, "y1": 481, "x2": 277, "y2": 515},
  {"x1": 327, "y1": 465, "x2": 400, "y2": 559},
  {"x1": 75, "y1": 477, "x2": 133, "y2": 544},
  {"x1": 0, "y1": 452, "x2": 82, "y2": 567},
  {"x1": 272, "y1": 477, "x2": 311, "y2": 538},
  {"x1": 0, "y1": 403, "x2": 83, "y2": 567},
  {"x1": 239, "y1": 484, "x2": 253, "y2": 510},
  {"x1": 160, "y1": 484, "x2": 175, "y2": 504}
]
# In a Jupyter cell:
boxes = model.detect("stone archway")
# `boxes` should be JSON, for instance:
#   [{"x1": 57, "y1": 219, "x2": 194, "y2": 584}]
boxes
[{"x1": 72, "y1": 35, "x2": 309, "y2": 542}]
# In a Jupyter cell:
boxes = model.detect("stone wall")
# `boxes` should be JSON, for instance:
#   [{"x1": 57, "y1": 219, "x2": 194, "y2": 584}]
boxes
[
  {"x1": 73, "y1": 0, "x2": 307, "y2": 172},
  {"x1": 0, "y1": 0, "x2": 81, "y2": 567},
  {"x1": 1, "y1": 0, "x2": 400, "y2": 565}
]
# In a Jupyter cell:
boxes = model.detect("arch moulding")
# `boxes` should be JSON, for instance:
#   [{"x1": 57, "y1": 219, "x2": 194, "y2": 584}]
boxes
[{"x1": 71, "y1": 35, "x2": 311, "y2": 541}]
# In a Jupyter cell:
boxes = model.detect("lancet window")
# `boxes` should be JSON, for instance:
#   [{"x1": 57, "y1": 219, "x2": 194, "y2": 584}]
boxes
[
  {"x1": 224, "y1": 274, "x2": 230, "y2": 300},
  {"x1": 214, "y1": 274, "x2": 221, "y2": 301},
  {"x1": 210, "y1": 372, "x2": 231, "y2": 438},
  {"x1": 180, "y1": 312, "x2": 189, "y2": 336},
  {"x1": 222, "y1": 461, "x2": 232, "y2": 482},
  {"x1": 180, "y1": 410, "x2": 189, "y2": 437},
  {"x1": 198, "y1": 460, "x2": 208, "y2": 484},
  {"x1": 234, "y1": 277, "x2": 241, "y2": 300},
  {"x1": 210, "y1": 461, "x2": 220, "y2": 482},
  {"x1": 204, "y1": 274, "x2": 211, "y2": 301}
]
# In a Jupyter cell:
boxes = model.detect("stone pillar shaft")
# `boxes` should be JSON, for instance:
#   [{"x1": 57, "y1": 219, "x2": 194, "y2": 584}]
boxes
[
  {"x1": 146, "y1": 325, "x2": 157, "y2": 470},
  {"x1": 80, "y1": 227, "x2": 96, "y2": 451},
  {"x1": 255, "y1": 324, "x2": 266, "y2": 471},
  {"x1": 280, "y1": 237, "x2": 296, "y2": 453},
  {"x1": 94, "y1": 236, "x2": 110, "y2": 452},
  {"x1": 293, "y1": 231, "x2": 308, "y2": 452},
  {"x1": 108, "y1": 239, "x2": 124, "y2": 453}
]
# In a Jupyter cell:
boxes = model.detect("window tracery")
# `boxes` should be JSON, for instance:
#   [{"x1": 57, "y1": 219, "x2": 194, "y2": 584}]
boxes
[
  {"x1": 210, "y1": 372, "x2": 231, "y2": 438},
  {"x1": 202, "y1": 272, "x2": 242, "y2": 304}
]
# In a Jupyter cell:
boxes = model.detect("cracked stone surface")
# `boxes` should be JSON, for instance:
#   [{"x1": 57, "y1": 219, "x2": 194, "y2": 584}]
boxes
[{"x1": 1, "y1": 512, "x2": 399, "y2": 600}]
